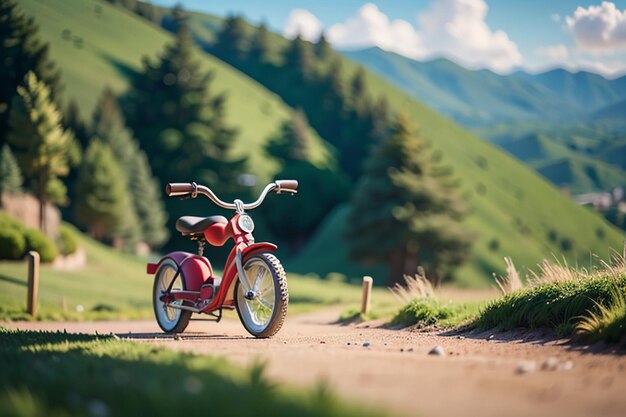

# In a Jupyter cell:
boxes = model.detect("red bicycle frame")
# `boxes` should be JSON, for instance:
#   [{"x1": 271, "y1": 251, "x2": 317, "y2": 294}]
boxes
[{"x1": 147, "y1": 180, "x2": 297, "y2": 319}]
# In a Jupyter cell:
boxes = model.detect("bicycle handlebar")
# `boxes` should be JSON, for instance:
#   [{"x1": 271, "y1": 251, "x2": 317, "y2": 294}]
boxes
[{"x1": 165, "y1": 180, "x2": 298, "y2": 211}]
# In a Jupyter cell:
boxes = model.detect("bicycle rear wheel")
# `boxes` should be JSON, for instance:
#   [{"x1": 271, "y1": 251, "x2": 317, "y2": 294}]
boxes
[{"x1": 153, "y1": 259, "x2": 191, "y2": 333}]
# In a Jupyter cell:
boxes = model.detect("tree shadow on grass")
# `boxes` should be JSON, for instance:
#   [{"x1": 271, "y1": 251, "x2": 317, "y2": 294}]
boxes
[{"x1": 0, "y1": 273, "x2": 26, "y2": 288}]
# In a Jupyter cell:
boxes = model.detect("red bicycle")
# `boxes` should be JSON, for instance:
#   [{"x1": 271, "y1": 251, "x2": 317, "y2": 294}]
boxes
[{"x1": 147, "y1": 180, "x2": 298, "y2": 338}]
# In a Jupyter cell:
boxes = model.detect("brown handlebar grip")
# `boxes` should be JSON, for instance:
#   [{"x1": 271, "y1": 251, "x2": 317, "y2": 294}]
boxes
[
  {"x1": 275, "y1": 179, "x2": 298, "y2": 192},
  {"x1": 165, "y1": 183, "x2": 194, "y2": 197}
]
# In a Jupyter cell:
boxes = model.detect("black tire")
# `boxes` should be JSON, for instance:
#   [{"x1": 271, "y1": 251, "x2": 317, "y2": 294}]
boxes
[
  {"x1": 235, "y1": 253, "x2": 288, "y2": 338},
  {"x1": 152, "y1": 259, "x2": 191, "y2": 334}
]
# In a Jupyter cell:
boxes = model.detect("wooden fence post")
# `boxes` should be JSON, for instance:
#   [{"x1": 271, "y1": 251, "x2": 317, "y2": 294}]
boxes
[
  {"x1": 361, "y1": 276, "x2": 373, "y2": 315},
  {"x1": 27, "y1": 251, "x2": 40, "y2": 316}
]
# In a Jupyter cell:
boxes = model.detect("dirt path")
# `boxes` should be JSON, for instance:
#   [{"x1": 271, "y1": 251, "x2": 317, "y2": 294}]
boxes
[{"x1": 5, "y1": 310, "x2": 626, "y2": 417}]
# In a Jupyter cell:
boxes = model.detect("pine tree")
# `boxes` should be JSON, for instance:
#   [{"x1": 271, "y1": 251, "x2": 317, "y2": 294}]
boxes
[
  {"x1": 350, "y1": 67, "x2": 370, "y2": 117},
  {"x1": 128, "y1": 151, "x2": 169, "y2": 248},
  {"x1": 0, "y1": 143, "x2": 23, "y2": 196},
  {"x1": 318, "y1": 59, "x2": 346, "y2": 141},
  {"x1": 265, "y1": 108, "x2": 311, "y2": 162},
  {"x1": 249, "y1": 22, "x2": 271, "y2": 64},
  {"x1": 345, "y1": 114, "x2": 473, "y2": 286},
  {"x1": 92, "y1": 87, "x2": 137, "y2": 173},
  {"x1": 92, "y1": 86, "x2": 168, "y2": 249},
  {"x1": 264, "y1": 111, "x2": 348, "y2": 251},
  {"x1": 74, "y1": 140, "x2": 131, "y2": 242},
  {"x1": 315, "y1": 32, "x2": 332, "y2": 60},
  {"x1": 212, "y1": 15, "x2": 249, "y2": 64},
  {"x1": 284, "y1": 35, "x2": 313, "y2": 79},
  {"x1": 8, "y1": 71, "x2": 74, "y2": 232},
  {"x1": 125, "y1": 14, "x2": 244, "y2": 196},
  {"x1": 64, "y1": 99, "x2": 89, "y2": 148},
  {"x1": 0, "y1": 0, "x2": 62, "y2": 145},
  {"x1": 135, "y1": 1, "x2": 161, "y2": 25}
]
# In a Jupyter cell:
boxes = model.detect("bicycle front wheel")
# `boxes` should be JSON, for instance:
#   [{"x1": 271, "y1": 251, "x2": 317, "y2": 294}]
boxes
[{"x1": 235, "y1": 253, "x2": 288, "y2": 338}]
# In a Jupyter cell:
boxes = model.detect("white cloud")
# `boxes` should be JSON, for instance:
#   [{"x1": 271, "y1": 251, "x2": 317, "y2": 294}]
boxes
[
  {"x1": 565, "y1": 2, "x2": 626, "y2": 51},
  {"x1": 293, "y1": 1, "x2": 522, "y2": 73},
  {"x1": 326, "y1": 4, "x2": 425, "y2": 59},
  {"x1": 283, "y1": 9, "x2": 322, "y2": 42},
  {"x1": 537, "y1": 44, "x2": 568, "y2": 62},
  {"x1": 417, "y1": 0, "x2": 523, "y2": 72}
]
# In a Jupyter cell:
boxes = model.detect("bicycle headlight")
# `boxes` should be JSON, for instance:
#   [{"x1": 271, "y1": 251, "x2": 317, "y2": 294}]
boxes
[{"x1": 238, "y1": 214, "x2": 255, "y2": 233}]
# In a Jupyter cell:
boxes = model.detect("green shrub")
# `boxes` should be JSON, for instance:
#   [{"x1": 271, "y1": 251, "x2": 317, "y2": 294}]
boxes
[
  {"x1": 57, "y1": 224, "x2": 78, "y2": 256},
  {"x1": 23, "y1": 228, "x2": 57, "y2": 262},
  {"x1": 0, "y1": 227, "x2": 26, "y2": 260},
  {"x1": 0, "y1": 211, "x2": 24, "y2": 231},
  {"x1": 473, "y1": 275, "x2": 626, "y2": 337}
]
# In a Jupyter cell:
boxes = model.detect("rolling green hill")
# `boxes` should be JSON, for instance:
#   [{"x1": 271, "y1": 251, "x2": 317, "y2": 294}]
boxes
[
  {"x1": 495, "y1": 133, "x2": 626, "y2": 193},
  {"x1": 592, "y1": 99, "x2": 626, "y2": 132},
  {"x1": 535, "y1": 157, "x2": 626, "y2": 194},
  {"x1": 17, "y1": 0, "x2": 333, "y2": 183},
  {"x1": 179, "y1": 11, "x2": 625, "y2": 286},
  {"x1": 497, "y1": 133, "x2": 574, "y2": 163},
  {"x1": 345, "y1": 47, "x2": 626, "y2": 194},
  {"x1": 16, "y1": 1, "x2": 626, "y2": 287}
]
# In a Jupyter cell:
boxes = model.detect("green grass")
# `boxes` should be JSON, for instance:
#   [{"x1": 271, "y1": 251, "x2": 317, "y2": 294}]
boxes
[
  {"x1": 473, "y1": 274, "x2": 626, "y2": 339},
  {"x1": 18, "y1": 0, "x2": 332, "y2": 183},
  {"x1": 0, "y1": 222, "x2": 391, "y2": 321},
  {"x1": 576, "y1": 292, "x2": 626, "y2": 343},
  {"x1": 390, "y1": 298, "x2": 482, "y2": 328},
  {"x1": 0, "y1": 328, "x2": 386, "y2": 417}
]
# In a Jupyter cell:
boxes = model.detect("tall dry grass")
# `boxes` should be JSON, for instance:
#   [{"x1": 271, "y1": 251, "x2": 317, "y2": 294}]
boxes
[
  {"x1": 493, "y1": 246, "x2": 626, "y2": 293},
  {"x1": 389, "y1": 266, "x2": 435, "y2": 304}
]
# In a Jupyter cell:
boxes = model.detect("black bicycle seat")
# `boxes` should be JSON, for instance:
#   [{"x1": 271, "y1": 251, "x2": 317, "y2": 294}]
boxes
[{"x1": 175, "y1": 216, "x2": 228, "y2": 234}]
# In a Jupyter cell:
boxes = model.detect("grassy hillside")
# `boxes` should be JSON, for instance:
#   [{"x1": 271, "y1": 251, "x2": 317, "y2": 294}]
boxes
[
  {"x1": 535, "y1": 157, "x2": 626, "y2": 194},
  {"x1": 592, "y1": 99, "x2": 626, "y2": 132},
  {"x1": 17, "y1": 0, "x2": 332, "y2": 183},
  {"x1": 174, "y1": 12, "x2": 626, "y2": 286},
  {"x1": 497, "y1": 133, "x2": 574, "y2": 163},
  {"x1": 329, "y1": 60, "x2": 624, "y2": 285},
  {"x1": 494, "y1": 133, "x2": 626, "y2": 193}
]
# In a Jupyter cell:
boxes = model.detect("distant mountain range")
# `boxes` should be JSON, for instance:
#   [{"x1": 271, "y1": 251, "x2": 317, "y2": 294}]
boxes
[
  {"x1": 344, "y1": 47, "x2": 626, "y2": 193},
  {"x1": 343, "y1": 47, "x2": 626, "y2": 128}
]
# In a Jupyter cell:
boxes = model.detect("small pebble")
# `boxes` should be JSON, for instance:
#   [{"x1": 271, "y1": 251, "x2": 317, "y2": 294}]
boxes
[
  {"x1": 428, "y1": 346, "x2": 445, "y2": 356},
  {"x1": 487, "y1": 334, "x2": 495, "y2": 340},
  {"x1": 541, "y1": 357, "x2": 559, "y2": 371},
  {"x1": 363, "y1": 342, "x2": 371, "y2": 347},
  {"x1": 516, "y1": 361, "x2": 536, "y2": 374},
  {"x1": 400, "y1": 348, "x2": 404, "y2": 352},
  {"x1": 320, "y1": 340, "x2": 326, "y2": 344},
  {"x1": 457, "y1": 335, "x2": 465, "y2": 340},
  {"x1": 408, "y1": 347, "x2": 414, "y2": 352},
  {"x1": 559, "y1": 360, "x2": 574, "y2": 371}
]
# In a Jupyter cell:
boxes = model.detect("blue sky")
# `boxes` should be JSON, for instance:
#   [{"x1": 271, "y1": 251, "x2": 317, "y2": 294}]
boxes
[{"x1": 154, "y1": 0, "x2": 626, "y2": 77}]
